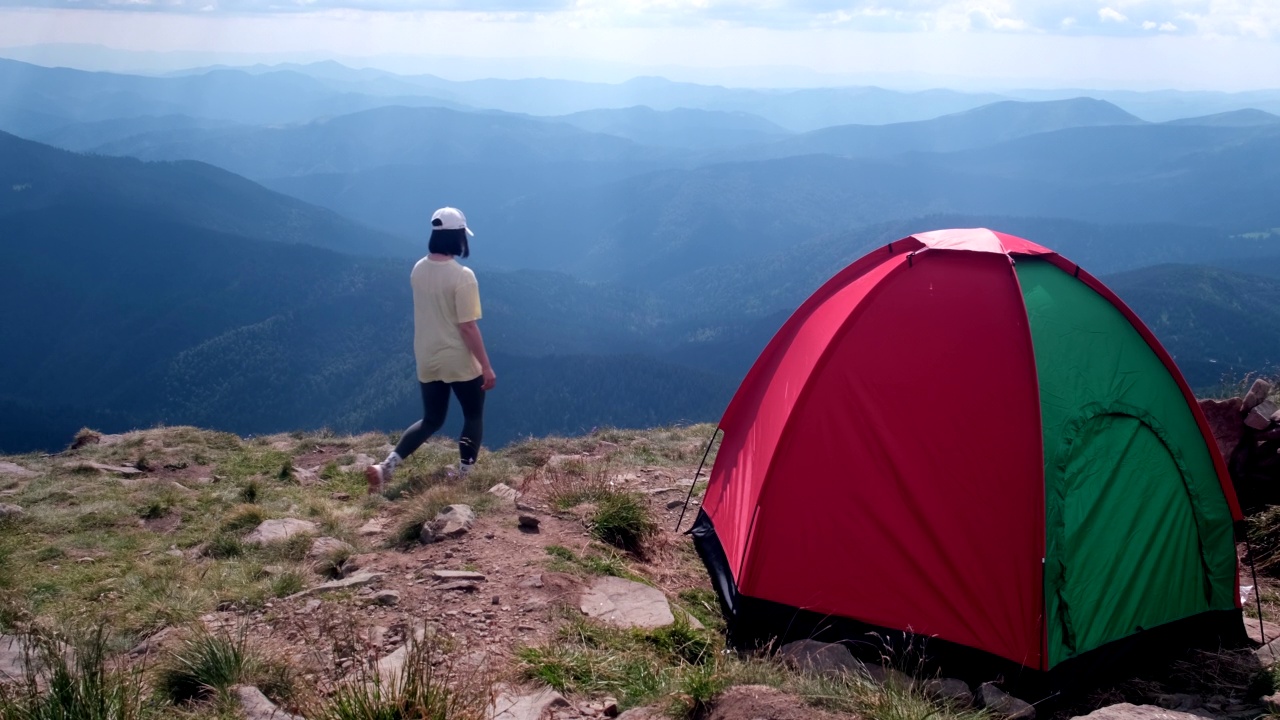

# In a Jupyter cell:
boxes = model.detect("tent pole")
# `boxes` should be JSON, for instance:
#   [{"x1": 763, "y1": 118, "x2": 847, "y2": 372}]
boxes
[{"x1": 675, "y1": 427, "x2": 722, "y2": 533}]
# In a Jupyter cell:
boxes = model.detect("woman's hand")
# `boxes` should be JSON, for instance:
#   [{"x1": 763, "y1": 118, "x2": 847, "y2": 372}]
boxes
[{"x1": 482, "y1": 366, "x2": 497, "y2": 391}]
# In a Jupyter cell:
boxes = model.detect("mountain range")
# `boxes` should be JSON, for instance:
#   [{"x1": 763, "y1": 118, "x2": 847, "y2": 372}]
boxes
[{"x1": 2, "y1": 57, "x2": 1279, "y2": 453}]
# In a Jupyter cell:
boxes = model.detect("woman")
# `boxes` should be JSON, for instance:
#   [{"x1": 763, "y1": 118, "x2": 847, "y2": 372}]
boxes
[{"x1": 367, "y1": 206, "x2": 497, "y2": 494}]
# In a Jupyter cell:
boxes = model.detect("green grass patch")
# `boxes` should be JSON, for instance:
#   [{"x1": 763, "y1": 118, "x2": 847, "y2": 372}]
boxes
[
  {"x1": 154, "y1": 628, "x2": 298, "y2": 708},
  {"x1": 0, "y1": 626, "x2": 153, "y2": 720},
  {"x1": 313, "y1": 636, "x2": 487, "y2": 720},
  {"x1": 589, "y1": 493, "x2": 656, "y2": 554}
]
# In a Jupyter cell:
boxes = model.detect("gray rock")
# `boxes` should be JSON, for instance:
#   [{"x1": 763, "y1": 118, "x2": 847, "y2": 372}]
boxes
[
  {"x1": 580, "y1": 577, "x2": 675, "y2": 629},
  {"x1": 244, "y1": 518, "x2": 317, "y2": 545},
  {"x1": 0, "y1": 504, "x2": 24, "y2": 519},
  {"x1": 777, "y1": 639, "x2": 861, "y2": 677},
  {"x1": 433, "y1": 569, "x2": 486, "y2": 581},
  {"x1": 978, "y1": 683, "x2": 1035, "y2": 720},
  {"x1": 489, "y1": 685, "x2": 571, "y2": 720},
  {"x1": 339, "y1": 454, "x2": 377, "y2": 473},
  {"x1": 666, "y1": 499, "x2": 685, "y2": 510},
  {"x1": 306, "y1": 537, "x2": 354, "y2": 562},
  {"x1": 371, "y1": 590, "x2": 400, "y2": 607},
  {"x1": 1155, "y1": 694, "x2": 1202, "y2": 711},
  {"x1": 421, "y1": 505, "x2": 475, "y2": 543},
  {"x1": 288, "y1": 571, "x2": 384, "y2": 599},
  {"x1": 357, "y1": 517, "x2": 388, "y2": 536},
  {"x1": 292, "y1": 466, "x2": 320, "y2": 486},
  {"x1": 0, "y1": 462, "x2": 37, "y2": 478},
  {"x1": 1256, "y1": 635, "x2": 1280, "y2": 668},
  {"x1": 232, "y1": 684, "x2": 304, "y2": 720},
  {"x1": 518, "y1": 514, "x2": 540, "y2": 530},
  {"x1": 1072, "y1": 703, "x2": 1215, "y2": 720},
  {"x1": 924, "y1": 678, "x2": 973, "y2": 708},
  {"x1": 0, "y1": 635, "x2": 32, "y2": 682},
  {"x1": 863, "y1": 664, "x2": 914, "y2": 690}
]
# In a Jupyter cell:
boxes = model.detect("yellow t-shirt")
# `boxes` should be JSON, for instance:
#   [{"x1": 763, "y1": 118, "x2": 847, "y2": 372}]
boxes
[{"x1": 410, "y1": 257, "x2": 483, "y2": 383}]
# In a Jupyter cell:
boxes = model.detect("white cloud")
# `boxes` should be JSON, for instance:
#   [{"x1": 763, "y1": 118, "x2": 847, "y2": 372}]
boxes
[
  {"x1": 1142, "y1": 19, "x2": 1155, "y2": 29},
  {"x1": 1160, "y1": 21, "x2": 1178, "y2": 31},
  {"x1": 1098, "y1": 7, "x2": 1129, "y2": 23}
]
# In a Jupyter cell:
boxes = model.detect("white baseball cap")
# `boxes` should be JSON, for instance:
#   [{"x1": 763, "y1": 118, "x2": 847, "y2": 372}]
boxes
[{"x1": 431, "y1": 206, "x2": 474, "y2": 237}]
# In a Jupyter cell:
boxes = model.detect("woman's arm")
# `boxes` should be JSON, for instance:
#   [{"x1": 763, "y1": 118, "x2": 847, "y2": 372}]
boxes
[{"x1": 458, "y1": 320, "x2": 496, "y2": 390}]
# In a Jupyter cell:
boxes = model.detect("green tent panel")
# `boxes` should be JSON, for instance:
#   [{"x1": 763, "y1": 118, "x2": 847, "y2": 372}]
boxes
[{"x1": 1017, "y1": 258, "x2": 1238, "y2": 666}]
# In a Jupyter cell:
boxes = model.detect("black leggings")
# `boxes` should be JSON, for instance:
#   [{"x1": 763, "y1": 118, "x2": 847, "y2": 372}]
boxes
[{"x1": 393, "y1": 376, "x2": 486, "y2": 464}]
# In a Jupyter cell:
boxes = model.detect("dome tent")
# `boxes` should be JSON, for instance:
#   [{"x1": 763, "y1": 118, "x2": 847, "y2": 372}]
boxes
[{"x1": 691, "y1": 228, "x2": 1245, "y2": 686}]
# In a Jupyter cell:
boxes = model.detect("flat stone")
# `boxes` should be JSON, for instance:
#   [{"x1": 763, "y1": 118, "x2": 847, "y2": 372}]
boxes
[
  {"x1": 777, "y1": 639, "x2": 861, "y2": 676},
  {"x1": 1256, "y1": 636, "x2": 1280, "y2": 668},
  {"x1": 518, "y1": 514, "x2": 541, "y2": 530},
  {"x1": 436, "y1": 580, "x2": 482, "y2": 591},
  {"x1": 73, "y1": 461, "x2": 142, "y2": 476},
  {"x1": 1073, "y1": 703, "x2": 1216, "y2": 720},
  {"x1": 1244, "y1": 617, "x2": 1278, "y2": 644},
  {"x1": 1243, "y1": 379, "x2": 1274, "y2": 411},
  {"x1": 579, "y1": 576, "x2": 675, "y2": 629},
  {"x1": 489, "y1": 483, "x2": 519, "y2": 503},
  {"x1": 924, "y1": 678, "x2": 973, "y2": 707},
  {"x1": 0, "y1": 462, "x2": 36, "y2": 478},
  {"x1": 232, "y1": 684, "x2": 305, "y2": 720},
  {"x1": 979, "y1": 683, "x2": 1035, "y2": 720},
  {"x1": 0, "y1": 635, "x2": 32, "y2": 682},
  {"x1": 371, "y1": 590, "x2": 400, "y2": 606},
  {"x1": 244, "y1": 518, "x2": 318, "y2": 545},
  {"x1": 490, "y1": 685, "x2": 571, "y2": 720},
  {"x1": 0, "y1": 504, "x2": 24, "y2": 519},
  {"x1": 288, "y1": 571, "x2": 384, "y2": 599},
  {"x1": 666, "y1": 498, "x2": 685, "y2": 510},
  {"x1": 433, "y1": 570, "x2": 486, "y2": 581},
  {"x1": 358, "y1": 517, "x2": 389, "y2": 536}
]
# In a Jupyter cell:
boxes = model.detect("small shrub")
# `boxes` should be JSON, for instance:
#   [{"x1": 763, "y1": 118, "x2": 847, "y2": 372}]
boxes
[
  {"x1": 667, "y1": 662, "x2": 725, "y2": 719},
  {"x1": 154, "y1": 629, "x2": 255, "y2": 704},
  {"x1": 0, "y1": 626, "x2": 150, "y2": 720},
  {"x1": 277, "y1": 460, "x2": 294, "y2": 483},
  {"x1": 220, "y1": 505, "x2": 265, "y2": 533},
  {"x1": 270, "y1": 571, "x2": 307, "y2": 598},
  {"x1": 590, "y1": 493, "x2": 656, "y2": 553},
  {"x1": 645, "y1": 620, "x2": 714, "y2": 665},
  {"x1": 203, "y1": 533, "x2": 243, "y2": 560},
  {"x1": 257, "y1": 534, "x2": 314, "y2": 564},
  {"x1": 314, "y1": 544, "x2": 354, "y2": 580},
  {"x1": 313, "y1": 635, "x2": 487, "y2": 720},
  {"x1": 70, "y1": 428, "x2": 102, "y2": 450},
  {"x1": 138, "y1": 499, "x2": 170, "y2": 521},
  {"x1": 545, "y1": 463, "x2": 617, "y2": 510},
  {"x1": 239, "y1": 479, "x2": 261, "y2": 504}
]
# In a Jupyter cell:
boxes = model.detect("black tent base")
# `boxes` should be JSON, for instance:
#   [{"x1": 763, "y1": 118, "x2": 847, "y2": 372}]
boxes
[{"x1": 691, "y1": 510, "x2": 1251, "y2": 705}]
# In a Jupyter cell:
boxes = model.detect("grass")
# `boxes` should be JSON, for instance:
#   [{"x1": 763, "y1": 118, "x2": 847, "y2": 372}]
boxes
[
  {"x1": 312, "y1": 635, "x2": 488, "y2": 720},
  {"x1": 154, "y1": 627, "x2": 298, "y2": 708},
  {"x1": 543, "y1": 545, "x2": 639, "y2": 580},
  {"x1": 0, "y1": 626, "x2": 152, "y2": 720},
  {"x1": 589, "y1": 492, "x2": 657, "y2": 553}
]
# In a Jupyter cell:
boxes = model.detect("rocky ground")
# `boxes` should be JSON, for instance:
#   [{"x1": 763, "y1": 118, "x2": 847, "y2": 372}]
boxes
[{"x1": 1, "y1": 423, "x2": 1279, "y2": 719}]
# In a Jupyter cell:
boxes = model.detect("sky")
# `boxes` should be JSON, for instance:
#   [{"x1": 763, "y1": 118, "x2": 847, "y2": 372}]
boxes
[{"x1": 1, "y1": 1, "x2": 1279, "y2": 90}]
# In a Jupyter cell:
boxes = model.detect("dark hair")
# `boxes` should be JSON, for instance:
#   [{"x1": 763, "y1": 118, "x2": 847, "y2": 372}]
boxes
[{"x1": 428, "y1": 228, "x2": 469, "y2": 258}]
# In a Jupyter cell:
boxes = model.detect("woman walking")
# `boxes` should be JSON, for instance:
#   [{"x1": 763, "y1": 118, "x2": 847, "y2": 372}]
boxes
[{"x1": 367, "y1": 207, "x2": 497, "y2": 494}]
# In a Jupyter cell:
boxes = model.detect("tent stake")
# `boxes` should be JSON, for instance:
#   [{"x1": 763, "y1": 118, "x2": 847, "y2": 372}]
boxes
[
  {"x1": 1245, "y1": 530, "x2": 1266, "y2": 646},
  {"x1": 675, "y1": 427, "x2": 722, "y2": 533}
]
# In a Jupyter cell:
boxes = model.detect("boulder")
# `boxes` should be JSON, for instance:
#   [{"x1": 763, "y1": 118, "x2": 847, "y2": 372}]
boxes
[
  {"x1": 358, "y1": 517, "x2": 388, "y2": 536},
  {"x1": 489, "y1": 685, "x2": 571, "y2": 720},
  {"x1": 244, "y1": 519, "x2": 318, "y2": 545},
  {"x1": 1257, "y1": 635, "x2": 1280, "y2": 668},
  {"x1": 1263, "y1": 693, "x2": 1280, "y2": 714},
  {"x1": 306, "y1": 537, "x2": 354, "y2": 562},
  {"x1": 232, "y1": 684, "x2": 305, "y2": 720},
  {"x1": 579, "y1": 576, "x2": 675, "y2": 629},
  {"x1": 1243, "y1": 379, "x2": 1274, "y2": 412},
  {"x1": 776, "y1": 639, "x2": 861, "y2": 677},
  {"x1": 923, "y1": 678, "x2": 973, "y2": 708},
  {"x1": 1198, "y1": 398, "x2": 1245, "y2": 460},
  {"x1": 0, "y1": 504, "x2": 24, "y2": 520},
  {"x1": 1072, "y1": 703, "x2": 1214, "y2": 720},
  {"x1": 421, "y1": 505, "x2": 475, "y2": 543},
  {"x1": 978, "y1": 683, "x2": 1035, "y2": 720},
  {"x1": 291, "y1": 466, "x2": 320, "y2": 486},
  {"x1": 0, "y1": 462, "x2": 36, "y2": 478},
  {"x1": 371, "y1": 590, "x2": 400, "y2": 607}
]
